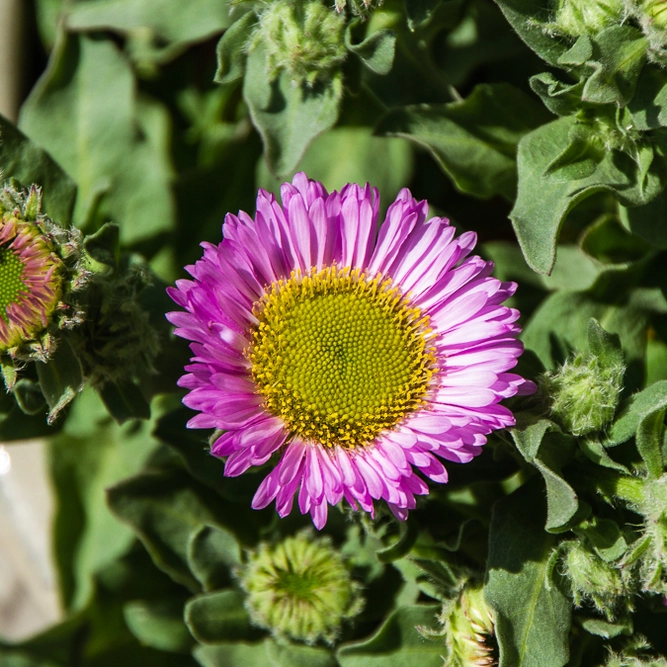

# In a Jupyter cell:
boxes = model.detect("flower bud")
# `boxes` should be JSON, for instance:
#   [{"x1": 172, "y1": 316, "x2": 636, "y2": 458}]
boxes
[
  {"x1": 641, "y1": 0, "x2": 667, "y2": 29},
  {"x1": 251, "y1": 0, "x2": 347, "y2": 86},
  {"x1": 562, "y1": 539, "x2": 633, "y2": 619},
  {"x1": 542, "y1": 348, "x2": 624, "y2": 437},
  {"x1": 238, "y1": 530, "x2": 363, "y2": 645},
  {"x1": 553, "y1": 0, "x2": 625, "y2": 37},
  {"x1": 425, "y1": 582, "x2": 496, "y2": 667},
  {"x1": 633, "y1": 475, "x2": 667, "y2": 595}
]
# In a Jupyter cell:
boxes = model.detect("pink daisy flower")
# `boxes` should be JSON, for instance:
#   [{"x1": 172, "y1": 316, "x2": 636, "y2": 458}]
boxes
[
  {"x1": 0, "y1": 214, "x2": 62, "y2": 352},
  {"x1": 168, "y1": 174, "x2": 534, "y2": 529}
]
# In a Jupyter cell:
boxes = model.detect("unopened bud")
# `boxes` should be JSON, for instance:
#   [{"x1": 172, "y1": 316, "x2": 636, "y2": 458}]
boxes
[
  {"x1": 553, "y1": 0, "x2": 625, "y2": 37},
  {"x1": 239, "y1": 530, "x2": 363, "y2": 645},
  {"x1": 251, "y1": 0, "x2": 347, "y2": 86}
]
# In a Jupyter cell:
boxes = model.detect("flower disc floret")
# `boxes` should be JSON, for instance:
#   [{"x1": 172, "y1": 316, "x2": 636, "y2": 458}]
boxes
[
  {"x1": 249, "y1": 266, "x2": 435, "y2": 448},
  {"x1": 0, "y1": 216, "x2": 62, "y2": 351},
  {"x1": 168, "y1": 173, "x2": 534, "y2": 528}
]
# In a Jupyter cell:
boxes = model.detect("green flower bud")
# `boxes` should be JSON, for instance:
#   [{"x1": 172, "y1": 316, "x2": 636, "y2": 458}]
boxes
[
  {"x1": 632, "y1": 475, "x2": 667, "y2": 595},
  {"x1": 239, "y1": 530, "x2": 363, "y2": 645},
  {"x1": 424, "y1": 582, "x2": 497, "y2": 667},
  {"x1": 641, "y1": 0, "x2": 667, "y2": 29},
  {"x1": 251, "y1": 0, "x2": 347, "y2": 86},
  {"x1": 334, "y1": 0, "x2": 382, "y2": 19},
  {"x1": 553, "y1": 0, "x2": 626, "y2": 37},
  {"x1": 542, "y1": 347, "x2": 624, "y2": 437},
  {"x1": 562, "y1": 539, "x2": 633, "y2": 619}
]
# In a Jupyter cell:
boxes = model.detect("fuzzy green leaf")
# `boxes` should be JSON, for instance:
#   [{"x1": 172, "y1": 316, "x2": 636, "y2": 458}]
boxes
[
  {"x1": 244, "y1": 45, "x2": 342, "y2": 177},
  {"x1": 194, "y1": 643, "x2": 268, "y2": 667},
  {"x1": 214, "y1": 11, "x2": 257, "y2": 85},
  {"x1": 67, "y1": 0, "x2": 234, "y2": 54},
  {"x1": 376, "y1": 83, "x2": 550, "y2": 199},
  {"x1": 0, "y1": 114, "x2": 76, "y2": 224},
  {"x1": 187, "y1": 524, "x2": 241, "y2": 592},
  {"x1": 20, "y1": 33, "x2": 175, "y2": 242},
  {"x1": 609, "y1": 381, "x2": 667, "y2": 445},
  {"x1": 512, "y1": 116, "x2": 663, "y2": 273},
  {"x1": 184, "y1": 590, "x2": 263, "y2": 644},
  {"x1": 107, "y1": 467, "x2": 256, "y2": 589},
  {"x1": 265, "y1": 641, "x2": 338, "y2": 667},
  {"x1": 36, "y1": 337, "x2": 84, "y2": 424},
  {"x1": 581, "y1": 26, "x2": 647, "y2": 107},
  {"x1": 486, "y1": 482, "x2": 571, "y2": 667},
  {"x1": 345, "y1": 24, "x2": 396, "y2": 76},
  {"x1": 511, "y1": 418, "x2": 579, "y2": 531},
  {"x1": 636, "y1": 408, "x2": 665, "y2": 479},
  {"x1": 337, "y1": 605, "x2": 442, "y2": 667},
  {"x1": 124, "y1": 599, "x2": 194, "y2": 653}
]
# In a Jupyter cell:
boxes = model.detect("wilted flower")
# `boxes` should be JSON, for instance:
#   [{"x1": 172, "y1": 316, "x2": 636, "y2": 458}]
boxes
[
  {"x1": 239, "y1": 530, "x2": 363, "y2": 644},
  {"x1": 168, "y1": 173, "x2": 533, "y2": 528}
]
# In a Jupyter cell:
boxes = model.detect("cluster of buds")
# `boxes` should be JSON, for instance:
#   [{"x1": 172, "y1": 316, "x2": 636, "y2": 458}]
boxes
[
  {"x1": 238, "y1": 530, "x2": 363, "y2": 645},
  {"x1": 250, "y1": 0, "x2": 347, "y2": 86}
]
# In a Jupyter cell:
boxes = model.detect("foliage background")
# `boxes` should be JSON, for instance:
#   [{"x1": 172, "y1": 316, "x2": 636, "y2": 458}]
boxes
[{"x1": 2, "y1": 0, "x2": 667, "y2": 665}]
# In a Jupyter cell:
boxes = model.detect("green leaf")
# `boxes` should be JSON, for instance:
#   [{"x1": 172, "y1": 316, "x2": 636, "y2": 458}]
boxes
[
  {"x1": 13, "y1": 379, "x2": 46, "y2": 415},
  {"x1": 523, "y1": 288, "x2": 667, "y2": 370},
  {"x1": 588, "y1": 318, "x2": 624, "y2": 368},
  {"x1": 36, "y1": 337, "x2": 84, "y2": 424},
  {"x1": 628, "y1": 65, "x2": 667, "y2": 130},
  {"x1": 124, "y1": 599, "x2": 195, "y2": 653},
  {"x1": 48, "y1": 388, "x2": 161, "y2": 610},
  {"x1": 20, "y1": 33, "x2": 175, "y2": 243},
  {"x1": 485, "y1": 482, "x2": 571, "y2": 667},
  {"x1": 83, "y1": 222, "x2": 120, "y2": 268},
  {"x1": 345, "y1": 24, "x2": 396, "y2": 76},
  {"x1": 512, "y1": 116, "x2": 662, "y2": 273},
  {"x1": 376, "y1": 83, "x2": 550, "y2": 200},
  {"x1": 621, "y1": 188, "x2": 667, "y2": 248},
  {"x1": 581, "y1": 26, "x2": 647, "y2": 107},
  {"x1": 337, "y1": 605, "x2": 443, "y2": 667},
  {"x1": 576, "y1": 517, "x2": 628, "y2": 562},
  {"x1": 67, "y1": 0, "x2": 235, "y2": 51},
  {"x1": 577, "y1": 616, "x2": 632, "y2": 639},
  {"x1": 214, "y1": 11, "x2": 257, "y2": 85},
  {"x1": 107, "y1": 466, "x2": 259, "y2": 589},
  {"x1": 511, "y1": 418, "x2": 579, "y2": 531},
  {"x1": 187, "y1": 525, "x2": 241, "y2": 591},
  {"x1": 266, "y1": 640, "x2": 338, "y2": 667},
  {"x1": 530, "y1": 72, "x2": 587, "y2": 117},
  {"x1": 608, "y1": 381, "x2": 667, "y2": 445},
  {"x1": 98, "y1": 380, "x2": 151, "y2": 424},
  {"x1": 0, "y1": 114, "x2": 76, "y2": 224},
  {"x1": 184, "y1": 590, "x2": 263, "y2": 644},
  {"x1": 194, "y1": 642, "x2": 268, "y2": 667},
  {"x1": 243, "y1": 44, "x2": 342, "y2": 177},
  {"x1": 492, "y1": 0, "x2": 569, "y2": 65},
  {"x1": 257, "y1": 126, "x2": 413, "y2": 211},
  {"x1": 636, "y1": 408, "x2": 665, "y2": 479}
]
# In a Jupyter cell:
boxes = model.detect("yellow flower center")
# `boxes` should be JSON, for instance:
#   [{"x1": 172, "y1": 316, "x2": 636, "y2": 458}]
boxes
[
  {"x1": 248, "y1": 266, "x2": 436, "y2": 448},
  {"x1": 0, "y1": 244, "x2": 26, "y2": 322}
]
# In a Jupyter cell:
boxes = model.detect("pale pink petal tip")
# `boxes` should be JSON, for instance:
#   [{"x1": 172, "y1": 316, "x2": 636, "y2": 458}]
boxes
[{"x1": 167, "y1": 172, "x2": 534, "y2": 528}]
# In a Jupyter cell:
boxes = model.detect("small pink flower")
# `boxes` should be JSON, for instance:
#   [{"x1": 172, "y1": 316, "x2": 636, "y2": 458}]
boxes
[
  {"x1": 0, "y1": 216, "x2": 62, "y2": 351},
  {"x1": 168, "y1": 174, "x2": 534, "y2": 528}
]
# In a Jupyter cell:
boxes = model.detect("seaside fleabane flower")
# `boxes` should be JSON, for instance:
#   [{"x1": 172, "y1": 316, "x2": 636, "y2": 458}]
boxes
[
  {"x1": 0, "y1": 200, "x2": 63, "y2": 353},
  {"x1": 168, "y1": 174, "x2": 533, "y2": 528}
]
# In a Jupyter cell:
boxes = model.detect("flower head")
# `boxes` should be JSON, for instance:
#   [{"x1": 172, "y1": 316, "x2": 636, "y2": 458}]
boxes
[
  {"x1": 239, "y1": 530, "x2": 363, "y2": 644},
  {"x1": 168, "y1": 173, "x2": 533, "y2": 528},
  {"x1": 0, "y1": 180, "x2": 76, "y2": 356}
]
